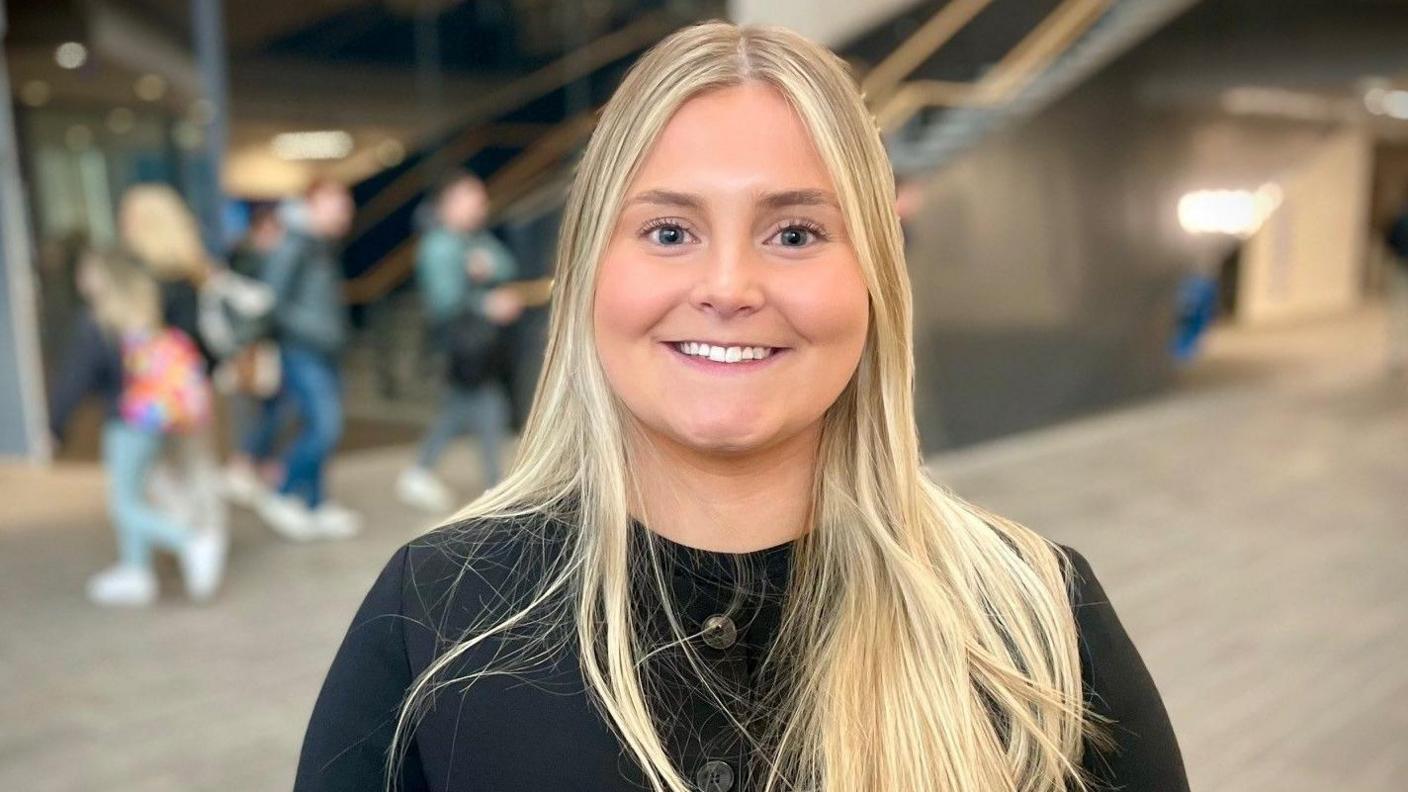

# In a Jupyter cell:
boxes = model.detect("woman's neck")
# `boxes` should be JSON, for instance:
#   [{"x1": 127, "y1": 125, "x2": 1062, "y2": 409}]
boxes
[{"x1": 627, "y1": 422, "x2": 820, "y2": 553}]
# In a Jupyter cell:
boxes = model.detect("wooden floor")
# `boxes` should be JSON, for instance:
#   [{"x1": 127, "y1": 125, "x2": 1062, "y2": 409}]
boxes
[{"x1": 2, "y1": 308, "x2": 1404, "y2": 791}]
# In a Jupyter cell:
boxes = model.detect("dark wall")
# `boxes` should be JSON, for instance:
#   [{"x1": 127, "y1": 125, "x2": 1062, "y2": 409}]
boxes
[{"x1": 905, "y1": 0, "x2": 1374, "y2": 451}]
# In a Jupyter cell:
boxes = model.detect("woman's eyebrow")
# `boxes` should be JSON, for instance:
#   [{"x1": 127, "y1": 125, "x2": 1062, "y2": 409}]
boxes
[
  {"x1": 758, "y1": 189, "x2": 839, "y2": 210},
  {"x1": 625, "y1": 189, "x2": 703, "y2": 210},
  {"x1": 624, "y1": 188, "x2": 839, "y2": 211}
]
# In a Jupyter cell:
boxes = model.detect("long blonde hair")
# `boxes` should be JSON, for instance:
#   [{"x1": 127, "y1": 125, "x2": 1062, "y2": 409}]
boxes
[
  {"x1": 394, "y1": 21, "x2": 1097, "y2": 792},
  {"x1": 80, "y1": 250, "x2": 161, "y2": 337},
  {"x1": 118, "y1": 183, "x2": 214, "y2": 284}
]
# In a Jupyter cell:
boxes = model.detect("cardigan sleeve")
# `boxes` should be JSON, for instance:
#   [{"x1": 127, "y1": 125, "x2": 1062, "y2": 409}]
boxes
[
  {"x1": 47, "y1": 312, "x2": 121, "y2": 441},
  {"x1": 1064, "y1": 546, "x2": 1190, "y2": 791},
  {"x1": 295, "y1": 546, "x2": 430, "y2": 791}
]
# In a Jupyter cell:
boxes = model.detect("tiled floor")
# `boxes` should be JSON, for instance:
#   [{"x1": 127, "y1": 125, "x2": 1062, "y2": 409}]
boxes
[{"x1": 1, "y1": 307, "x2": 1404, "y2": 791}]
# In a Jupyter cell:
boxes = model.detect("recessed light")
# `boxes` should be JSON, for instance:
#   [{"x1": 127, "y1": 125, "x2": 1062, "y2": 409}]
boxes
[
  {"x1": 173, "y1": 121, "x2": 204, "y2": 150},
  {"x1": 20, "y1": 80, "x2": 51, "y2": 107},
  {"x1": 135, "y1": 74, "x2": 167, "y2": 102},
  {"x1": 55, "y1": 42, "x2": 87, "y2": 70},
  {"x1": 107, "y1": 108, "x2": 135, "y2": 134},
  {"x1": 271, "y1": 130, "x2": 354, "y2": 161}
]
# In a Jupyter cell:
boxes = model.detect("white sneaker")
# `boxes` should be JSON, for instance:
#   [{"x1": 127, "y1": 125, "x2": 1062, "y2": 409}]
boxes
[
  {"x1": 179, "y1": 528, "x2": 229, "y2": 603},
  {"x1": 396, "y1": 467, "x2": 455, "y2": 513},
  {"x1": 223, "y1": 462, "x2": 265, "y2": 508},
  {"x1": 256, "y1": 492, "x2": 320, "y2": 542},
  {"x1": 312, "y1": 502, "x2": 361, "y2": 540},
  {"x1": 86, "y1": 564, "x2": 157, "y2": 608}
]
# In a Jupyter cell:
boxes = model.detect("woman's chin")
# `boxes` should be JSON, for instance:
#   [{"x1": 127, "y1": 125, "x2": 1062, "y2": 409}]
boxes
[{"x1": 670, "y1": 418, "x2": 775, "y2": 456}]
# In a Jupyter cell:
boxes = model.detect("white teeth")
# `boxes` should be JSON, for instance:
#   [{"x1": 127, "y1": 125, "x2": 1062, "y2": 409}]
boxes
[{"x1": 673, "y1": 342, "x2": 776, "y2": 363}]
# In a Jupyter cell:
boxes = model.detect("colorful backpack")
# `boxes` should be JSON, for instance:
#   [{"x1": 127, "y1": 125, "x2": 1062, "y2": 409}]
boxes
[{"x1": 119, "y1": 328, "x2": 213, "y2": 434}]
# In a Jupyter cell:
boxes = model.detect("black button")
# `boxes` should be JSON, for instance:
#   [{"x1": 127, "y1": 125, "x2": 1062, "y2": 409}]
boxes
[
  {"x1": 695, "y1": 759, "x2": 734, "y2": 792},
  {"x1": 700, "y1": 614, "x2": 738, "y2": 650}
]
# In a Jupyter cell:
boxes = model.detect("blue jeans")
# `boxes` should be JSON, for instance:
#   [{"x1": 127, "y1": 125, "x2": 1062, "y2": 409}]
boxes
[
  {"x1": 103, "y1": 421, "x2": 190, "y2": 567},
  {"x1": 416, "y1": 382, "x2": 509, "y2": 487},
  {"x1": 277, "y1": 344, "x2": 343, "y2": 508},
  {"x1": 240, "y1": 390, "x2": 292, "y2": 462}
]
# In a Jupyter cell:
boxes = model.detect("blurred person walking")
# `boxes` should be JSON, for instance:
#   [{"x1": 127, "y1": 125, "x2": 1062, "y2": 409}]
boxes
[
  {"x1": 118, "y1": 185, "x2": 233, "y2": 548},
  {"x1": 254, "y1": 178, "x2": 361, "y2": 540},
  {"x1": 396, "y1": 172, "x2": 522, "y2": 513},
  {"x1": 218, "y1": 205, "x2": 289, "y2": 506},
  {"x1": 47, "y1": 251, "x2": 226, "y2": 607}
]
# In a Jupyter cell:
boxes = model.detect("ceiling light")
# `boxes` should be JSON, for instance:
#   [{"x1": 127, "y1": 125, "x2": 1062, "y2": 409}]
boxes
[
  {"x1": 1365, "y1": 87, "x2": 1387, "y2": 115},
  {"x1": 134, "y1": 74, "x2": 167, "y2": 102},
  {"x1": 55, "y1": 42, "x2": 87, "y2": 70},
  {"x1": 107, "y1": 108, "x2": 135, "y2": 135},
  {"x1": 271, "y1": 130, "x2": 354, "y2": 161},
  {"x1": 173, "y1": 122, "x2": 204, "y2": 150},
  {"x1": 1382, "y1": 90, "x2": 1408, "y2": 120},
  {"x1": 1177, "y1": 184, "x2": 1282, "y2": 237},
  {"x1": 20, "y1": 80, "x2": 51, "y2": 107}
]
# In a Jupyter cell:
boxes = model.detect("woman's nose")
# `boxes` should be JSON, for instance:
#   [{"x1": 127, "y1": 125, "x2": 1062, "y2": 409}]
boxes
[{"x1": 690, "y1": 240, "x2": 764, "y2": 317}]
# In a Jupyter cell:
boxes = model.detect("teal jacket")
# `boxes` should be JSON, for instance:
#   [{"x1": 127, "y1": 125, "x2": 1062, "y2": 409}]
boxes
[
  {"x1": 262, "y1": 231, "x2": 349, "y2": 356},
  {"x1": 415, "y1": 226, "x2": 517, "y2": 325}
]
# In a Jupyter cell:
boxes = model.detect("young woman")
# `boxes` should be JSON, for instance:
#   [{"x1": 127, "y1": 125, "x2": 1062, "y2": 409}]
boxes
[
  {"x1": 118, "y1": 184, "x2": 215, "y2": 357},
  {"x1": 296, "y1": 22, "x2": 1187, "y2": 792}
]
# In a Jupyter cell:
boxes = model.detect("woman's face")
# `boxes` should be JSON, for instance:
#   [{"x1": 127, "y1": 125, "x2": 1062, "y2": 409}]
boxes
[
  {"x1": 439, "y1": 180, "x2": 489, "y2": 233},
  {"x1": 593, "y1": 83, "x2": 869, "y2": 458}
]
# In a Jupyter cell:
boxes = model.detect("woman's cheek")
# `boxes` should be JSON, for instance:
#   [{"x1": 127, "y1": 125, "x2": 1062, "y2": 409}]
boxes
[
  {"x1": 595, "y1": 247, "x2": 653, "y2": 336},
  {"x1": 787, "y1": 262, "x2": 870, "y2": 356}
]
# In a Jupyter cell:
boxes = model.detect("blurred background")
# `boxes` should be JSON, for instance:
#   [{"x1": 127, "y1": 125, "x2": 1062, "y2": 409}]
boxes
[{"x1": 1, "y1": 0, "x2": 1405, "y2": 789}]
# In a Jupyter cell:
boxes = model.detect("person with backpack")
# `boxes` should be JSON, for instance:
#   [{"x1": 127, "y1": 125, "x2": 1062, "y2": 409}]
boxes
[
  {"x1": 396, "y1": 172, "x2": 523, "y2": 513},
  {"x1": 118, "y1": 184, "x2": 234, "y2": 544},
  {"x1": 48, "y1": 251, "x2": 226, "y2": 607},
  {"x1": 253, "y1": 178, "x2": 360, "y2": 540}
]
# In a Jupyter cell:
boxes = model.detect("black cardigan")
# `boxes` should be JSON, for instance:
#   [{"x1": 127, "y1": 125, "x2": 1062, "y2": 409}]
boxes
[{"x1": 295, "y1": 515, "x2": 1188, "y2": 791}]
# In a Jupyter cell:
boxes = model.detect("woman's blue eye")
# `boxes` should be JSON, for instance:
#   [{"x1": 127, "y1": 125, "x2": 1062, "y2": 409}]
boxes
[
  {"x1": 651, "y1": 224, "x2": 686, "y2": 245},
  {"x1": 773, "y1": 224, "x2": 823, "y2": 247},
  {"x1": 778, "y1": 227, "x2": 810, "y2": 246}
]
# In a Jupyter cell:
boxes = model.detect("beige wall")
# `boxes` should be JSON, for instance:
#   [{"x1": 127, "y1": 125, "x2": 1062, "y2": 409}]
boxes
[
  {"x1": 1238, "y1": 129, "x2": 1372, "y2": 325},
  {"x1": 727, "y1": 0, "x2": 919, "y2": 47}
]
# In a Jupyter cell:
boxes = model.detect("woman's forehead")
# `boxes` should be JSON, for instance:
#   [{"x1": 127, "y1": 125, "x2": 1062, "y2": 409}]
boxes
[{"x1": 627, "y1": 83, "x2": 836, "y2": 199}]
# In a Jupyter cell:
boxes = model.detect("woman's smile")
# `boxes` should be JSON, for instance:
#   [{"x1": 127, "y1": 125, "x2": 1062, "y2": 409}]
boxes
[{"x1": 661, "y1": 339, "x2": 791, "y2": 373}]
